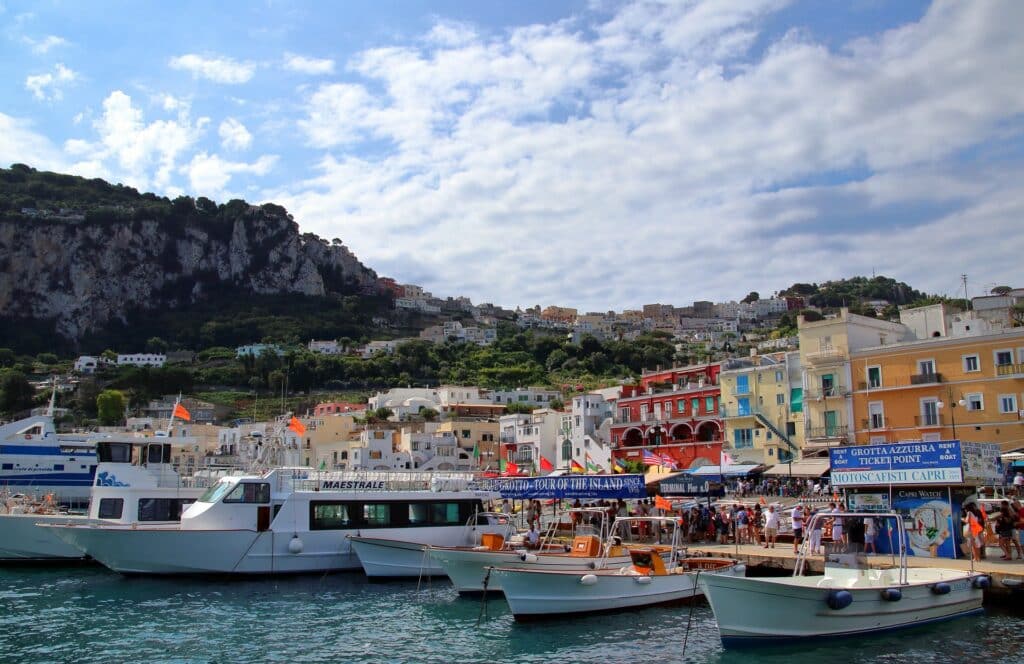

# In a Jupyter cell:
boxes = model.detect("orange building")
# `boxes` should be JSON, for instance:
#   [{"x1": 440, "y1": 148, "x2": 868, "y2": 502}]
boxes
[{"x1": 850, "y1": 328, "x2": 1024, "y2": 451}]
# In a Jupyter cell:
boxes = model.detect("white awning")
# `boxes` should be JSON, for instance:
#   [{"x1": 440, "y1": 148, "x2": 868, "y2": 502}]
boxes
[
  {"x1": 690, "y1": 464, "x2": 762, "y2": 477},
  {"x1": 644, "y1": 470, "x2": 688, "y2": 485},
  {"x1": 762, "y1": 458, "x2": 831, "y2": 478}
]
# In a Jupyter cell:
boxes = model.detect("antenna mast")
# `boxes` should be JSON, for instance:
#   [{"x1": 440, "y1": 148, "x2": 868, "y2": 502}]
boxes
[{"x1": 961, "y1": 274, "x2": 970, "y2": 310}]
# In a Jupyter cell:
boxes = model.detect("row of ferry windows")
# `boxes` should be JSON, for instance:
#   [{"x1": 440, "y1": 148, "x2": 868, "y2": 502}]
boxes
[
  {"x1": 310, "y1": 500, "x2": 485, "y2": 530},
  {"x1": 97, "y1": 497, "x2": 195, "y2": 521}
]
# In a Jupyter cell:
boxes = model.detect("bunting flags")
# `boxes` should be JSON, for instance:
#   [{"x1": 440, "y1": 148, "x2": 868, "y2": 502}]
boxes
[
  {"x1": 288, "y1": 416, "x2": 306, "y2": 436},
  {"x1": 642, "y1": 449, "x2": 672, "y2": 468},
  {"x1": 658, "y1": 452, "x2": 678, "y2": 470},
  {"x1": 172, "y1": 403, "x2": 191, "y2": 422},
  {"x1": 570, "y1": 459, "x2": 585, "y2": 473},
  {"x1": 539, "y1": 456, "x2": 554, "y2": 472}
]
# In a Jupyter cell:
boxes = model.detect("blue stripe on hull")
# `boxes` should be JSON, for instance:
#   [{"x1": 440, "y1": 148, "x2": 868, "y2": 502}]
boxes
[
  {"x1": 0, "y1": 445, "x2": 95, "y2": 456},
  {"x1": 720, "y1": 607, "x2": 985, "y2": 648},
  {"x1": 0, "y1": 479, "x2": 94, "y2": 487}
]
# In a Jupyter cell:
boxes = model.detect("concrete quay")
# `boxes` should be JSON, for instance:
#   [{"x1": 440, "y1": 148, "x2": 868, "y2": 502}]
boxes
[{"x1": 690, "y1": 542, "x2": 1024, "y2": 604}]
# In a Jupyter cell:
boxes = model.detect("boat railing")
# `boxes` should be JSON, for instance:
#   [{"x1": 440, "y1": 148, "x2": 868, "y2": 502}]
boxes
[
  {"x1": 270, "y1": 468, "x2": 484, "y2": 493},
  {"x1": 795, "y1": 511, "x2": 907, "y2": 584},
  {"x1": 602, "y1": 516, "x2": 684, "y2": 568}
]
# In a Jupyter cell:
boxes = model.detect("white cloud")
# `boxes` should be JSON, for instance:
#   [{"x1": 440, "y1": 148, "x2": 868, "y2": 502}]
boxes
[
  {"x1": 24, "y1": 63, "x2": 76, "y2": 101},
  {"x1": 278, "y1": 0, "x2": 1024, "y2": 309},
  {"x1": 0, "y1": 113, "x2": 66, "y2": 170},
  {"x1": 182, "y1": 152, "x2": 277, "y2": 198},
  {"x1": 169, "y1": 53, "x2": 256, "y2": 84},
  {"x1": 219, "y1": 117, "x2": 253, "y2": 151},
  {"x1": 23, "y1": 34, "x2": 67, "y2": 54},
  {"x1": 283, "y1": 52, "x2": 335, "y2": 75}
]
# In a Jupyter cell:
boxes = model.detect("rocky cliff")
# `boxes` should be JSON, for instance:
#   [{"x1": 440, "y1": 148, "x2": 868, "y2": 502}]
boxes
[{"x1": 0, "y1": 166, "x2": 383, "y2": 342}]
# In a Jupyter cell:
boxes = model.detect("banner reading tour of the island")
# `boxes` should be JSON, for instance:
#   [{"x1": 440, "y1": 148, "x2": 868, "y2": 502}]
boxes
[
  {"x1": 829, "y1": 440, "x2": 963, "y2": 487},
  {"x1": 491, "y1": 474, "x2": 647, "y2": 500}
]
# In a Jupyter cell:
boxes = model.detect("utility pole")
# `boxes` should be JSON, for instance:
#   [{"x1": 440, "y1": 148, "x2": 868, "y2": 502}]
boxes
[{"x1": 962, "y1": 274, "x2": 970, "y2": 310}]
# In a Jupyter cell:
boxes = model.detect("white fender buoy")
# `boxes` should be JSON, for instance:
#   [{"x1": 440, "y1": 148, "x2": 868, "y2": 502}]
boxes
[
  {"x1": 520, "y1": 553, "x2": 538, "y2": 563},
  {"x1": 635, "y1": 576, "x2": 652, "y2": 585},
  {"x1": 288, "y1": 536, "x2": 304, "y2": 554},
  {"x1": 579, "y1": 574, "x2": 598, "y2": 585}
]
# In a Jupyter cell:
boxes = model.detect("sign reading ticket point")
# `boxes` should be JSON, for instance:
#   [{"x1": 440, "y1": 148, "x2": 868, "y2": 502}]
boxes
[{"x1": 829, "y1": 440, "x2": 964, "y2": 487}]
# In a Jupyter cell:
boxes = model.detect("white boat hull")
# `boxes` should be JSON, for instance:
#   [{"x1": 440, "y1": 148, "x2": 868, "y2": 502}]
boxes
[
  {"x1": 493, "y1": 559, "x2": 743, "y2": 620},
  {"x1": 699, "y1": 567, "x2": 985, "y2": 647},
  {"x1": 349, "y1": 527, "x2": 510, "y2": 578},
  {"x1": 428, "y1": 546, "x2": 633, "y2": 593},
  {"x1": 0, "y1": 513, "x2": 88, "y2": 561}
]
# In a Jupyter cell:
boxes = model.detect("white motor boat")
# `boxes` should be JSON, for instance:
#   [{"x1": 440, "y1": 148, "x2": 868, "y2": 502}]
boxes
[
  {"x1": 428, "y1": 508, "x2": 634, "y2": 593},
  {"x1": 2, "y1": 435, "x2": 221, "y2": 562},
  {"x1": 699, "y1": 511, "x2": 989, "y2": 647},
  {"x1": 492, "y1": 516, "x2": 743, "y2": 620},
  {"x1": 48, "y1": 469, "x2": 504, "y2": 575}
]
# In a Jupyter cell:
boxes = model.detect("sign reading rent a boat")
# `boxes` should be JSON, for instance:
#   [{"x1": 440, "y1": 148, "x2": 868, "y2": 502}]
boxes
[{"x1": 829, "y1": 441, "x2": 963, "y2": 487}]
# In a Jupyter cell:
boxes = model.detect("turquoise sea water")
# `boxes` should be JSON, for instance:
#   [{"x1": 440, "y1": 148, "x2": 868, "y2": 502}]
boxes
[{"x1": 1, "y1": 566, "x2": 1022, "y2": 664}]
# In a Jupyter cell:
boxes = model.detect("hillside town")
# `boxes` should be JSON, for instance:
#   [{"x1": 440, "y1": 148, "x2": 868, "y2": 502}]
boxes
[{"x1": 68, "y1": 290, "x2": 1024, "y2": 486}]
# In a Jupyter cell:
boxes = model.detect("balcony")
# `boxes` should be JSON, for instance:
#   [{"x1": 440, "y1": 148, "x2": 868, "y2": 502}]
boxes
[
  {"x1": 997, "y1": 363, "x2": 1024, "y2": 377},
  {"x1": 512, "y1": 452, "x2": 535, "y2": 464},
  {"x1": 806, "y1": 425, "x2": 849, "y2": 440},
  {"x1": 805, "y1": 347, "x2": 846, "y2": 365},
  {"x1": 859, "y1": 417, "x2": 887, "y2": 431},
  {"x1": 719, "y1": 406, "x2": 757, "y2": 419},
  {"x1": 910, "y1": 372, "x2": 942, "y2": 385},
  {"x1": 914, "y1": 414, "x2": 944, "y2": 428},
  {"x1": 805, "y1": 384, "x2": 848, "y2": 400}
]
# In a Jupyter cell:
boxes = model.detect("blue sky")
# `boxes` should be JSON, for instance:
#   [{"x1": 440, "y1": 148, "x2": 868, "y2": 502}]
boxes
[{"x1": 2, "y1": 0, "x2": 1022, "y2": 310}]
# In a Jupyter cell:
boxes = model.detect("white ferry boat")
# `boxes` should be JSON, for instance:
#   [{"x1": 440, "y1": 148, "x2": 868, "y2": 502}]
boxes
[
  {"x1": 0, "y1": 412, "x2": 96, "y2": 505},
  {"x1": 1, "y1": 435, "x2": 226, "y2": 561},
  {"x1": 48, "y1": 469, "x2": 505, "y2": 575}
]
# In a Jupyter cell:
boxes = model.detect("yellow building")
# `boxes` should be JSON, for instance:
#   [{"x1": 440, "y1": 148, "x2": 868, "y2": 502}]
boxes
[
  {"x1": 435, "y1": 419, "x2": 500, "y2": 469},
  {"x1": 851, "y1": 328, "x2": 1024, "y2": 450},
  {"x1": 719, "y1": 352, "x2": 804, "y2": 464},
  {"x1": 798, "y1": 309, "x2": 912, "y2": 453},
  {"x1": 304, "y1": 414, "x2": 361, "y2": 469}
]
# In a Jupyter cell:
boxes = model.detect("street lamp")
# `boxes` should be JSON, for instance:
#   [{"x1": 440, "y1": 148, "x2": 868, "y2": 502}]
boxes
[{"x1": 936, "y1": 391, "x2": 966, "y2": 440}]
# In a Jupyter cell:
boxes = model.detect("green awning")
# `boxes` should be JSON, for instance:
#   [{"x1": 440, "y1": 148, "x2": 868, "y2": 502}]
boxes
[{"x1": 790, "y1": 387, "x2": 803, "y2": 413}]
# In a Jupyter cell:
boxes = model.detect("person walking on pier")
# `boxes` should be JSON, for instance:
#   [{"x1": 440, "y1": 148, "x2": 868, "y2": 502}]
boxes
[
  {"x1": 763, "y1": 504, "x2": 779, "y2": 548},
  {"x1": 791, "y1": 503, "x2": 806, "y2": 553}
]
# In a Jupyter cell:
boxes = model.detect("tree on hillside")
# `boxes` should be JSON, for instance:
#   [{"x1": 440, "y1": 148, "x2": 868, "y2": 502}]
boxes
[
  {"x1": 0, "y1": 370, "x2": 34, "y2": 416},
  {"x1": 800, "y1": 309, "x2": 824, "y2": 323},
  {"x1": 991, "y1": 286, "x2": 1012, "y2": 295},
  {"x1": 741, "y1": 291, "x2": 760, "y2": 304},
  {"x1": 96, "y1": 389, "x2": 126, "y2": 425}
]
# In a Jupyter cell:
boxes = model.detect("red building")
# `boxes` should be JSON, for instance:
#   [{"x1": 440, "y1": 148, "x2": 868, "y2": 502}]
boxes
[{"x1": 610, "y1": 362, "x2": 723, "y2": 470}]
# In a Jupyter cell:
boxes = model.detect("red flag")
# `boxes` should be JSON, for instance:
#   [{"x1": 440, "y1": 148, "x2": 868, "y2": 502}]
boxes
[
  {"x1": 655, "y1": 495, "x2": 673, "y2": 511},
  {"x1": 540, "y1": 456, "x2": 554, "y2": 472},
  {"x1": 172, "y1": 403, "x2": 191, "y2": 422},
  {"x1": 288, "y1": 416, "x2": 306, "y2": 436},
  {"x1": 570, "y1": 459, "x2": 585, "y2": 473},
  {"x1": 505, "y1": 461, "x2": 519, "y2": 476}
]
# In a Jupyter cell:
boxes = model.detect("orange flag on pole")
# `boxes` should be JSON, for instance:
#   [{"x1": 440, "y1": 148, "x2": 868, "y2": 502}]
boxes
[
  {"x1": 655, "y1": 495, "x2": 673, "y2": 511},
  {"x1": 288, "y1": 416, "x2": 306, "y2": 436},
  {"x1": 172, "y1": 403, "x2": 191, "y2": 422}
]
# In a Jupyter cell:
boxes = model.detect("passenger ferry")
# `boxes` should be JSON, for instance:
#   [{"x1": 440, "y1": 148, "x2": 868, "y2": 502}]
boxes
[
  {"x1": 48, "y1": 469, "x2": 506, "y2": 575},
  {"x1": 0, "y1": 412, "x2": 96, "y2": 505},
  {"x1": 2, "y1": 434, "x2": 228, "y2": 561}
]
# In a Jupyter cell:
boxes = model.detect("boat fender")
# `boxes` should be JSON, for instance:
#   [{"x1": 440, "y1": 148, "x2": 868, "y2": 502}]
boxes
[
  {"x1": 1000, "y1": 577, "x2": 1022, "y2": 589},
  {"x1": 579, "y1": 574, "x2": 598, "y2": 586},
  {"x1": 564, "y1": 544, "x2": 571, "y2": 553},
  {"x1": 880, "y1": 588, "x2": 902, "y2": 602},
  {"x1": 931, "y1": 583, "x2": 951, "y2": 595},
  {"x1": 288, "y1": 536, "x2": 304, "y2": 554},
  {"x1": 520, "y1": 553, "x2": 538, "y2": 563},
  {"x1": 588, "y1": 561, "x2": 598, "y2": 570},
  {"x1": 826, "y1": 590, "x2": 853, "y2": 610},
  {"x1": 972, "y1": 576, "x2": 991, "y2": 590},
  {"x1": 635, "y1": 576, "x2": 652, "y2": 585}
]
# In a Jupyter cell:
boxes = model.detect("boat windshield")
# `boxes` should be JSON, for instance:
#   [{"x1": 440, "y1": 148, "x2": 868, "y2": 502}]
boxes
[{"x1": 197, "y1": 480, "x2": 235, "y2": 503}]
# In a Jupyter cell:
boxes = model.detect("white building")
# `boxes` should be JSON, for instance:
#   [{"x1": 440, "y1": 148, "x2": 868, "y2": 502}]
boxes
[
  {"x1": 489, "y1": 387, "x2": 562, "y2": 407},
  {"x1": 562, "y1": 393, "x2": 614, "y2": 473},
  {"x1": 308, "y1": 339, "x2": 343, "y2": 354},
  {"x1": 74, "y1": 355, "x2": 109, "y2": 374},
  {"x1": 236, "y1": 343, "x2": 284, "y2": 358},
  {"x1": 116, "y1": 353, "x2": 166, "y2": 368},
  {"x1": 752, "y1": 298, "x2": 789, "y2": 318}
]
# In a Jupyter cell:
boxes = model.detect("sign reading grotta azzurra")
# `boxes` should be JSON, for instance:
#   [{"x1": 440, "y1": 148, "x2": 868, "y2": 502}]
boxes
[
  {"x1": 493, "y1": 474, "x2": 647, "y2": 500},
  {"x1": 830, "y1": 440, "x2": 963, "y2": 486}
]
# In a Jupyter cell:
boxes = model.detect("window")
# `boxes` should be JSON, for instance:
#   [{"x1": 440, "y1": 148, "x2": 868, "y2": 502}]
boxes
[
  {"x1": 920, "y1": 399, "x2": 940, "y2": 426},
  {"x1": 821, "y1": 374, "x2": 835, "y2": 396},
  {"x1": 561, "y1": 440, "x2": 572, "y2": 461},
  {"x1": 963, "y1": 355, "x2": 980, "y2": 373},
  {"x1": 999, "y1": 394, "x2": 1018, "y2": 414},
  {"x1": 736, "y1": 375, "x2": 750, "y2": 395},
  {"x1": 310, "y1": 502, "x2": 354, "y2": 530},
  {"x1": 223, "y1": 482, "x2": 271, "y2": 504},
  {"x1": 775, "y1": 370, "x2": 784, "y2": 383},
  {"x1": 364, "y1": 503, "x2": 391, "y2": 526},
  {"x1": 995, "y1": 350, "x2": 1014, "y2": 367},
  {"x1": 965, "y1": 393, "x2": 984, "y2": 411},
  {"x1": 868, "y1": 402, "x2": 884, "y2": 429},
  {"x1": 98, "y1": 498, "x2": 123, "y2": 519},
  {"x1": 138, "y1": 498, "x2": 195, "y2": 522},
  {"x1": 786, "y1": 422, "x2": 797, "y2": 436},
  {"x1": 461, "y1": 429, "x2": 471, "y2": 438},
  {"x1": 691, "y1": 398, "x2": 700, "y2": 414},
  {"x1": 408, "y1": 503, "x2": 429, "y2": 525},
  {"x1": 867, "y1": 366, "x2": 881, "y2": 388},
  {"x1": 705, "y1": 396, "x2": 715, "y2": 413},
  {"x1": 733, "y1": 429, "x2": 753, "y2": 448},
  {"x1": 918, "y1": 359, "x2": 936, "y2": 376},
  {"x1": 677, "y1": 399, "x2": 685, "y2": 413},
  {"x1": 430, "y1": 502, "x2": 462, "y2": 525},
  {"x1": 776, "y1": 393, "x2": 785, "y2": 405}
]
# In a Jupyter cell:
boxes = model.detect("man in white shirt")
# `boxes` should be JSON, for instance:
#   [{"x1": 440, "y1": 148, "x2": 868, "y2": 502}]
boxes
[
  {"x1": 763, "y1": 505, "x2": 779, "y2": 548},
  {"x1": 791, "y1": 503, "x2": 805, "y2": 553}
]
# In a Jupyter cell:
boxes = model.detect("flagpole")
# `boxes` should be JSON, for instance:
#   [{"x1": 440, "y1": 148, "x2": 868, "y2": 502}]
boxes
[{"x1": 166, "y1": 393, "x2": 182, "y2": 437}]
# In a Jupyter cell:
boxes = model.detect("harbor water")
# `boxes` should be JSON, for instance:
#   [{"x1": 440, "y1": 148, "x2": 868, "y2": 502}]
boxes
[{"x1": 1, "y1": 567, "x2": 1022, "y2": 663}]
